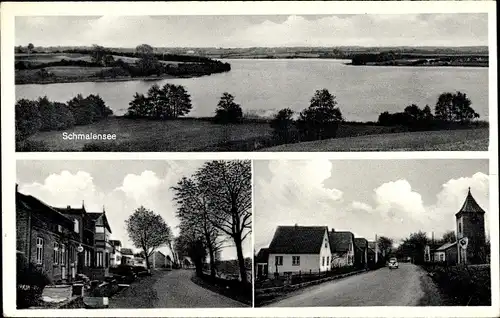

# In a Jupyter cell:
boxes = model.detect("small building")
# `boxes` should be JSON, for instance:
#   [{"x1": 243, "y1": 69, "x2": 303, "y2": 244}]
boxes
[
  {"x1": 267, "y1": 225, "x2": 331, "y2": 276},
  {"x1": 120, "y1": 248, "x2": 134, "y2": 266},
  {"x1": 255, "y1": 248, "x2": 269, "y2": 280},
  {"x1": 134, "y1": 253, "x2": 147, "y2": 269},
  {"x1": 109, "y1": 240, "x2": 122, "y2": 267},
  {"x1": 148, "y1": 251, "x2": 171, "y2": 269},
  {"x1": 424, "y1": 243, "x2": 441, "y2": 263},
  {"x1": 354, "y1": 238, "x2": 369, "y2": 269},
  {"x1": 329, "y1": 230, "x2": 355, "y2": 268},
  {"x1": 433, "y1": 242, "x2": 458, "y2": 265},
  {"x1": 180, "y1": 256, "x2": 194, "y2": 268}
]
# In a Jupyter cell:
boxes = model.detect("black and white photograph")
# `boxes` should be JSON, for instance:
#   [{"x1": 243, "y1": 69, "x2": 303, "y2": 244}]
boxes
[
  {"x1": 14, "y1": 13, "x2": 489, "y2": 152},
  {"x1": 15, "y1": 160, "x2": 252, "y2": 309},
  {"x1": 253, "y1": 159, "x2": 491, "y2": 307}
]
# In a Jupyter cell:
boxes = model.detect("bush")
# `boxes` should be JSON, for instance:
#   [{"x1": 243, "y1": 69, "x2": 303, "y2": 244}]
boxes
[
  {"x1": 17, "y1": 253, "x2": 50, "y2": 308},
  {"x1": 16, "y1": 140, "x2": 49, "y2": 152},
  {"x1": 214, "y1": 92, "x2": 243, "y2": 124},
  {"x1": 96, "y1": 67, "x2": 131, "y2": 78},
  {"x1": 428, "y1": 264, "x2": 491, "y2": 305},
  {"x1": 15, "y1": 99, "x2": 42, "y2": 142}
]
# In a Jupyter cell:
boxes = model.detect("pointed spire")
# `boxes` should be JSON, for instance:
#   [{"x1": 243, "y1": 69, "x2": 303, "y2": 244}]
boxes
[
  {"x1": 456, "y1": 186, "x2": 485, "y2": 216},
  {"x1": 103, "y1": 205, "x2": 106, "y2": 214}
]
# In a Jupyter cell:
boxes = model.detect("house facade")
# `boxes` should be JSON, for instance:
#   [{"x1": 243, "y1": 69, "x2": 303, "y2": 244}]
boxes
[
  {"x1": 329, "y1": 230, "x2": 355, "y2": 267},
  {"x1": 120, "y1": 248, "x2": 134, "y2": 265},
  {"x1": 16, "y1": 187, "x2": 112, "y2": 282},
  {"x1": 148, "y1": 251, "x2": 171, "y2": 269},
  {"x1": 456, "y1": 188, "x2": 487, "y2": 264},
  {"x1": 354, "y1": 238, "x2": 368, "y2": 269},
  {"x1": 255, "y1": 248, "x2": 269, "y2": 280},
  {"x1": 109, "y1": 240, "x2": 122, "y2": 267},
  {"x1": 267, "y1": 225, "x2": 331, "y2": 276},
  {"x1": 134, "y1": 253, "x2": 147, "y2": 268},
  {"x1": 89, "y1": 211, "x2": 113, "y2": 276},
  {"x1": 433, "y1": 242, "x2": 458, "y2": 265}
]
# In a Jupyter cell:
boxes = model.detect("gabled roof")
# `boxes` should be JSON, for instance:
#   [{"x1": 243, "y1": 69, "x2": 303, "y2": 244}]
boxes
[
  {"x1": 16, "y1": 192, "x2": 73, "y2": 226},
  {"x1": 426, "y1": 243, "x2": 442, "y2": 251},
  {"x1": 268, "y1": 226, "x2": 328, "y2": 254},
  {"x1": 121, "y1": 248, "x2": 134, "y2": 255},
  {"x1": 53, "y1": 206, "x2": 86, "y2": 215},
  {"x1": 354, "y1": 238, "x2": 368, "y2": 249},
  {"x1": 255, "y1": 248, "x2": 269, "y2": 263},
  {"x1": 456, "y1": 188, "x2": 485, "y2": 216},
  {"x1": 436, "y1": 241, "x2": 457, "y2": 251},
  {"x1": 329, "y1": 231, "x2": 354, "y2": 253},
  {"x1": 88, "y1": 212, "x2": 112, "y2": 233}
]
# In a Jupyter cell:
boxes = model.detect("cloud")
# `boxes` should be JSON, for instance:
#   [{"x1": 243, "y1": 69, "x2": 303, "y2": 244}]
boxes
[
  {"x1": 118, "y1": 170, "x2": 163, "y2": 202},
  {"x1": 15, "y1": 14, "x2": 488, "y2": 47}
]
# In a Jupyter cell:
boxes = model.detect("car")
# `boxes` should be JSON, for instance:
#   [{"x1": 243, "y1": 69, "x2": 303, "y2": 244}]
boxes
[{"x1": 388, "y1": 257, "x2": 399, "y2": 269}]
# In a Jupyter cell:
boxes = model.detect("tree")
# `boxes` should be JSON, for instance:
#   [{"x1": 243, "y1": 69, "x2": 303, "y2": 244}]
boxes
[
  {"x1": 90, "y1": 44, "x2": 111, "y2": 65},
  {"x1": 377, "y1": 236, "x2": 394, "y2": 260},
  {"x1": 175, "y1": 224, "x2": 207, "y2": 277},
  {"x1": 15, "y1": 99, "x2": 42, "y2": 141},
  {"x1": 270, "y1": 108, "x2": 296, "y2": 144},
  {"x1": 399, "y1": 231, "x2": 429, "y2": 264},
  {"x1": 195, "y1": 160, "x2": 252, "y2": 284},
  {"x1": 442, "y1": 230, "x2": 456, "y2": 243},
  {"x1": 434, "y1": 91, "x2": 479, "y2": 123},
  {"x1": 27, "y1": 43, "x2": 34, "y2": 54},
  {"x1": 125, "y1": 206, "x2": 172, "y2": 269},
  {"x1": 172, "y1": 177, "x2": 225, "y2": 279},
  {"x1": 296, "y1": 89, "x2": 343, "y2": 141},
  {"x1": 126, "y1": 93, "x2": 150, "y2": 118},
  {"x1": 136, "y1": 44, "x2": 158, "y2": 75},
  {"x1": 214, "y1": 92, "x2": 243, "y2": 124}
]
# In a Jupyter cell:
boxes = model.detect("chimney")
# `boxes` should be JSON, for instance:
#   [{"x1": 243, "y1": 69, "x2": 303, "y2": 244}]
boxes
[
  {"x1": 67, "y1": 205, "x2": 71, "y2": 210},
  {"x1": 331, "y1": 228, "x2": 335, "y2": 233},
  {"x1": 294, "y1": 223, "x2": 298, "y2": 229}
]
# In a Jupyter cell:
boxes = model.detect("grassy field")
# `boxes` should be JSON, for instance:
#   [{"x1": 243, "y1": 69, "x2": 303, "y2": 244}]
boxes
[
  {"x1": 263, "y1": 128, "x2": 489, "y2": 152},
  {"x1": 26, "y1": 117, "x2": 272, "y2": 151},
  {"x1": 23, "y1": 117, "x2": 488, "y2": 152}
]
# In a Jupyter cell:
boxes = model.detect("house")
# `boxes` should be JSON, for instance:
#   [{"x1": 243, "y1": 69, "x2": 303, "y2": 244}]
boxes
[
  {"x1": 109, "y1": 240, "x2": 122, "y2": 267},
  {"x1": 433, "y1": 242, "x2": 458, "y2": 265},
  {"x1": 148, "y1": 251, "x2": 171, "y2": 269},
  {"x1": 267, "y1": 225, "x2": 331, "y2": 276},
  {"x1": 255, "y1": 248, "x2": 269, "y2": 280},
  {"x1": 180, "y1": 256, "x2": 194, "y2": 268},
  {"x1": 134, "y1": 253, "x2": 147, "y2": 269},
  {"x1": 424, "y1": 243, "x2": 441, "y2": 263},
  {"x1": 87, "y1": 210, "x2": 113, "y2": 276},
  {"x1": 367, "y1": 241, "x2": 382, "y2": 266},
  {"x1": 354, "y1": 238, "x2": 368, "y2": 269},
  {"x1": 120, "y1": 248, "x2": 134, "y2": 265},
  {"x1": 16, "y1": 187, "x2": 94, "y2": 283},
  {"x1": 456, "y1": 188, "x2": 487, "y2": 264},
  {"x1": 329, "y1": 230, "x2": 355, "y2": 267}
]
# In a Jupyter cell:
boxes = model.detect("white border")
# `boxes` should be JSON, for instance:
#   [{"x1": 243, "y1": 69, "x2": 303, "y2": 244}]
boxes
[{"x1": 2, "y1": 1, "x2": 498, "y2": 318}]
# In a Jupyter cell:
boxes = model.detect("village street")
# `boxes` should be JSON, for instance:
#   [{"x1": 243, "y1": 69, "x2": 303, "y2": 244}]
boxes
[
  {"x1": 266, "y1": 263, "x2": 443, "y2": 307},
  {"x1": 110, "y1": 269, "x2": 246, "y2": 308}
]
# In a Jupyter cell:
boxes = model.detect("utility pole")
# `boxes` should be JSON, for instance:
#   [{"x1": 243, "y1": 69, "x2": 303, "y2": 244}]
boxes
[{"x1": 375, "y1": 234, "x2": 378, "y2": 264}]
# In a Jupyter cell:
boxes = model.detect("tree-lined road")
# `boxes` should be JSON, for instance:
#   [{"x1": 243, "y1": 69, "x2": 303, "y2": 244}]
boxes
[{"x1": 266, "y1": 263, "x2": 441, "y2": 307}]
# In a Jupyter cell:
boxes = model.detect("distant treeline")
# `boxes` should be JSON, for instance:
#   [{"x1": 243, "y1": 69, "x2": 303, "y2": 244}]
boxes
[
  {"x1": 15, "y1": 94, "x2": 113, "y2": 143},
  {"x1": 351, "y1": 52, "x2": 489, "y2": 66},
  {"x1": 15, "y1": 59, "x2": 103, "y2": 70}
]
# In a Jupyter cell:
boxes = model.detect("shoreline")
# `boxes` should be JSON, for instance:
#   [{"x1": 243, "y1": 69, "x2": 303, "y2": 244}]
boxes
[{"x1": 15, "y1": 72, "x2": 214, "y2": 86}]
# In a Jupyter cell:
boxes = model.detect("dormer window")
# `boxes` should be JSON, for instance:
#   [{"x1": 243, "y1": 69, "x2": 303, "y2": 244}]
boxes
[{"x1": 74, "y1": 219, "x2": 79, "y2": 233}]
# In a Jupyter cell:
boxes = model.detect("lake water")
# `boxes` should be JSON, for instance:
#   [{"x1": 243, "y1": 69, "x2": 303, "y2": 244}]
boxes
[{"x1": 16, "y1": 59, "x2": 488, "y2": 122}]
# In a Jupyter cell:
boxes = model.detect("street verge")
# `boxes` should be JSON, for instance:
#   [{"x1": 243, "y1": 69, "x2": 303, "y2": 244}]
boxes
[{"x1": 190, "y1": 274, "x2": 252, "y2": 306}]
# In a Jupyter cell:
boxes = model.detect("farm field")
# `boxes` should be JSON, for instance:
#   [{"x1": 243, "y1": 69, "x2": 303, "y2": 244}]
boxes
[{"x1": 262, "y1": 128, "x2": 489, "y2": 152}]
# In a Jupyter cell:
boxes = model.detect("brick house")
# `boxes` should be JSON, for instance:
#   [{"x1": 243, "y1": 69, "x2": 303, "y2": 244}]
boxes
[
  {"x1": 16, "y1": 188, "x2": 93, "y2": 283},
  {"x1": 329, "y1": 230, "x2": 355, "y2": 268}
]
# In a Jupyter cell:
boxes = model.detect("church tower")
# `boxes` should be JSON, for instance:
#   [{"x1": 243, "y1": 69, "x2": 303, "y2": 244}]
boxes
[{"x1": 456, "y1": 188, "x2": 486, "y2": 264}]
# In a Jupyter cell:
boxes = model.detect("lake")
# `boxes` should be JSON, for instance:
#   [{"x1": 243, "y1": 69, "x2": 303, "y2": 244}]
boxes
[{"x1": 16, "y1": 59, "x2": 489, "y2": 122}]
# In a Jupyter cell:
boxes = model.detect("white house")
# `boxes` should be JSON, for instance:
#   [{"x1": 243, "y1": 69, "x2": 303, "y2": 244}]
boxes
[
  {"x1": 267, "y1": 225, "x2": 331, "y2": 276},
  {"x1": 109, "y1": 240, "x2": 122, "y2": 267},
  {"x1": 329, "y1": 230, "x2": 355, "y2": 267}
]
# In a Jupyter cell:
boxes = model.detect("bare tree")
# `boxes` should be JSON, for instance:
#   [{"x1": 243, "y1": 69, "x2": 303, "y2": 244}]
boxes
[{"x1": 195, "y1": 160, "x2": 252, "y2": 284}]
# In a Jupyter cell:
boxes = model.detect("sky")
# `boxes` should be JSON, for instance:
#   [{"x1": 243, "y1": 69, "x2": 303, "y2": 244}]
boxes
[
  {"x1": 16, "y1": 160, "x2": 252, "y2": 261},
  {"x1": 254, "y1": 159, "x2": 490, "y2": 252},
  {"x1": 15, "y1": 14, "x2": 488, "y2": 48}
]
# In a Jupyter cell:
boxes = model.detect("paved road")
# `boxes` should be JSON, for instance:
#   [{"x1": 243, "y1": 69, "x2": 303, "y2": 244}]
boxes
[
  {"x1": 267, "y1": 263, "x2": 439, "y2": 307},
  {"x1": 153, "y1": 269, "x2": 246, "y2": 308}
]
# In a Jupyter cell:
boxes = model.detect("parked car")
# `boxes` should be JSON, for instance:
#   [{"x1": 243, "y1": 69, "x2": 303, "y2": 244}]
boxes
[
  {"x1": 109, "y1": 265, "x2": 137, "y2": 283},
  {"x1": 388, "y1": 257, "x2": 399, "y2": 269}
]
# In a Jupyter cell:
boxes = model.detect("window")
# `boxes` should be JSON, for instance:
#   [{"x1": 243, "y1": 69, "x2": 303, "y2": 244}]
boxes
[
  {"x1": 96, "y1": 252, "x2": 104, "y2": 267},
  {"x1": 95, "y1": 226, "x2": 104, "y2": 233},
  {"x1": 292, "y1": 256, "x2": 300, "y2": 266},
  {"x1": 440, "y1": 254, "x2": 445, "y2": 262},
  {"x1": 322, "y1": 256, "x2": 325, "y2": 266},
  {"x1": 61, "y1": 244, "x2": 66, "y2": 265},
  {"x1": 85, "y1": 249, "x2": 91, "y2": 267},
  {"x1": 327, "y1": 256, "x2": 330, "y2": 265},
  {"x1": 275, "y1": 256, "x2": 283, "y2": 266},
  {"x1": 105, "y1": 252, "x2": 110, "y2": 267},
  {"x1": 53, "y1": 242, "x2": 59, "y2": 265},
  {"x1": 74, "y1": 219, "x2": 79, "y2": 233},
  {"x1": 458, "y1": 221, "x2": 462, "y2": 235},
  {"x1": 36, "y1": 237, "x2": 44, "y2": 265}
]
